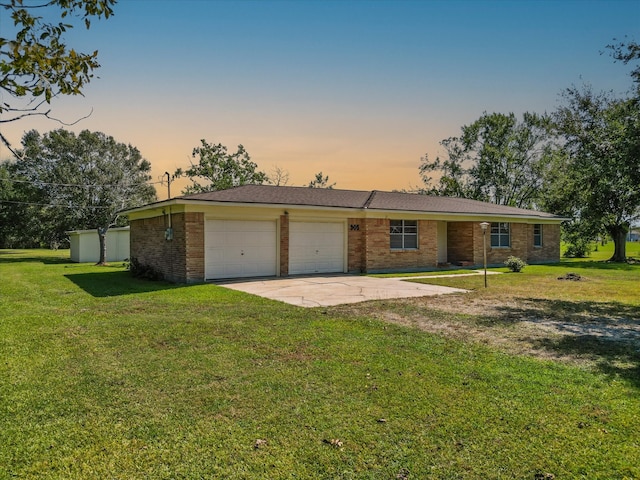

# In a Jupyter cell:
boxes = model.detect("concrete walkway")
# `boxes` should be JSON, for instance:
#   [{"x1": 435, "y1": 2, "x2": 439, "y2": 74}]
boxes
[
  {"x1": 385, "y1": 270, "x2": 503, "y2": 280},
  {"x1": 216, "y1": 274, "x2": 468, "y2": 308}
]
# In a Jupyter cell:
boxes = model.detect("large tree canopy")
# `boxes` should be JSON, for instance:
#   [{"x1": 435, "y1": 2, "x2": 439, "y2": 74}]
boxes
[
  {"x1": 546, "y1": 86, "x2": 640, "y2": 262},
  {"x1": 4, "y1": 129, "x2": 156, "y2": 261},
  {"x1": 419, "y1": 112, "x2": 554, "y2": 209},
  {"x1": 0, "y1": 0, "x2": 115, "y2": 151},
  {"x1": 175, "y1": 140, "x2": 268, "y2": 194},
  {"x1": 542, "y1": 40, "x2": 640, "y2": 262}
]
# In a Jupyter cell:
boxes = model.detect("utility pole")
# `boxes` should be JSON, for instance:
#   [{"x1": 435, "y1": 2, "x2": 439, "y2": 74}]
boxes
[{"x1": 164, "y1": 172, "x2": 171, "y2": 199}]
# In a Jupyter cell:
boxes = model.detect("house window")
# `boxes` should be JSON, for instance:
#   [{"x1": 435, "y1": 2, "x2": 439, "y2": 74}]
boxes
[
  {"x1": 533, "y1": 224, "x2": 543, "y2": 247},
  {"x1": 490, "y1": 222, "x2": 510, "y2": 248},
  {"x1": 390, "y1": 220, "x2": 418, "y2": 249}
]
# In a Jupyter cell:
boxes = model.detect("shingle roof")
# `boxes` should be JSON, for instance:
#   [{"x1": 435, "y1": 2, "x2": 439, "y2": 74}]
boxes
[
  {"x1": 176, "y1": 185, "x2": 561, "y2": 219},
  {"x1": 181, "y1": 184, "x2": 371, "y2": 208},
  {"x1": 366, "y1": 191, "x2": 560, "y2": 218}
]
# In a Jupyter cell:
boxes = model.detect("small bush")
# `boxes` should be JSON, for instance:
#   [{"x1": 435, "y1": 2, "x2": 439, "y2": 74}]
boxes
[
  {"x1": 563, "y1": 240, "x2": 593, "y2": 258},
  {"x1": 127, "y1": 257, "x2": 164, "y2": 280},
  {"x1": 504, "y1": 256, "x2": 527, "y2": 272}
]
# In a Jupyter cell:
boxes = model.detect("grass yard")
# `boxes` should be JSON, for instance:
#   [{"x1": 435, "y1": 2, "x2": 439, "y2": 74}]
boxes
[
  {"x1": 562, "y1": 240, "x2": 640, "y2": 262},
  {"x1": 1, "y1": 249, "x2": 639, "y2": 479}
]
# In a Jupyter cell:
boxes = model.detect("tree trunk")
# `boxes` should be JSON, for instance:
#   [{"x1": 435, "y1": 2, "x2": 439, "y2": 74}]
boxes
[
  {"x1": 608, "y1": 225, "x2": 628, "y2": 262},
  {"x1": 97, "y1": 226, "x2": 108, "y2": 265}
]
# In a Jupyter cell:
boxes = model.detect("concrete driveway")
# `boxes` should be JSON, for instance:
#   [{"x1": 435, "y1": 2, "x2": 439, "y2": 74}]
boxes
[{"x1": 215, "y1": 274, "x2": 467, "y2": 308}]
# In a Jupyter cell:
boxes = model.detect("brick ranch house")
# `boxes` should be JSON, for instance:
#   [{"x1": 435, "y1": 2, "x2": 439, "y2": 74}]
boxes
[{"x1": 121, "y1": 185, "x2": 565, "y2": 283}]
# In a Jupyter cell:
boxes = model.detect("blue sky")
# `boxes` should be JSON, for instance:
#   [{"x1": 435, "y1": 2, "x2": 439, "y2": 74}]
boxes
[{"x1": 1, "y1": 0, "x2": 638, "y2": 197}]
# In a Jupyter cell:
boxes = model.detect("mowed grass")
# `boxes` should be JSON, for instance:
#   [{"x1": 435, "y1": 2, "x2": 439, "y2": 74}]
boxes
[
  {"x1": 1, "y1": 249, "x2": 639, "y2": 479},
  {"x1": 565, "y1": 239, "x2": 640, "y2": 262},
  {"x1": 406, "y1": 241, "x2": 640, "y2": 304}
]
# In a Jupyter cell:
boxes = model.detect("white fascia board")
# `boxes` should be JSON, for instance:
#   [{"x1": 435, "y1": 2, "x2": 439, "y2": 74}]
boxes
[
  {"x1": 119, "y1": 199, "x2": 184, "y2": 217},
  {"x1": 362, "y1": 208, "x2": 569, "y2": 223},
  {"x1": 181, "y1": 199, "x2": 362, "y2": 215}
]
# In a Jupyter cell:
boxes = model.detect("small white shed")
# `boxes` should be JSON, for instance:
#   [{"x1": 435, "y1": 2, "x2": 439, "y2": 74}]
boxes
[{"x1": 67, "y1": 226, "x2": 130, "y2": 263}]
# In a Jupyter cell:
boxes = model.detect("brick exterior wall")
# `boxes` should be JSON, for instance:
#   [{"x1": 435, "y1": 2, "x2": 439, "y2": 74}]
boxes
[
  {"x1": 527, "y1": 223, "x2": 561, "y2": 264},
  {"x1": 469, "y1": 222, "x2": 561, "y2": 267},
  {"x1": 184, "y1": 212, "x2": 205, "y2": 282},
  {"x1": 479, "y1": 223, "x2": 529, "y2": 265},
  {"x1": 362, "y1": 218, "x2": 438, "y2": 272},
  {"x1": 347, "y1": 218, "x2": 365, "y2": 272},
  {"x1": 447, "y1": 222, "x2": 474, "y2": 263},
  {"x1": 130, "y1": 212, "x2": 204, "y2": 283},
  {"x1": 279, "y1": 214, "x2": 289, "y2": 276}
]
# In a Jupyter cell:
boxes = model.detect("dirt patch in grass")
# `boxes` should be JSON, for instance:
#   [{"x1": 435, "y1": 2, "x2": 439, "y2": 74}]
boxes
[{"x1": 332, "y1": 291, "x2": 640, "y2": 375}]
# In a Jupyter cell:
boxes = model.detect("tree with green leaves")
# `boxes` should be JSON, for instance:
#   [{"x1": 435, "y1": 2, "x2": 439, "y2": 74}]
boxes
[
  {"x1": 13, "y1": 129, "x2": 156, "y2": 262},
  {"x1": 0, "y1": 0, "x2": 115, "y2": 152},
  {"x1": 174, "y1": 140, "x2": 268, "y2": 194},
  {"x1": 0, "y1": 159, "x2": 45, "y2": 247},
  {"x1": 307, "y1": 171, "x2": 335, "y2": 189},
  {"x1": 547, "y1": 86, "x2": 640, "y2": 262},
  {"x1": 419, "y1": 112, "x2": 554, "y2": 209},
  {"x1": 542, "y1": 40, "x2": 640, "y2": 262}
]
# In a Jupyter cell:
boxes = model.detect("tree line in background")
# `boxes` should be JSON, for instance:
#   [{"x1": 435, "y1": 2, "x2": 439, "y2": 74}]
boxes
[
  {"x1": 0, "y1": 130, "x2": 157, "y2": 262},
  {"x1": 0, "y1": 0, "x2": 637, "y2": 264}
]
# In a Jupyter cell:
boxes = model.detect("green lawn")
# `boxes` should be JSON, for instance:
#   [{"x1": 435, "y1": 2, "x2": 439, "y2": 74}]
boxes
[
  {"x1": 563, "y1": 239, "x2": 640, "y2": 261},
  {"x1": 1, "y1": 249, "x2": 639, "y2": 479}
]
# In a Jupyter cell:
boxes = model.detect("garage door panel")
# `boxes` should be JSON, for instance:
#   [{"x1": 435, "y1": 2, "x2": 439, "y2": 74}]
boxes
[
  {"x1": 289, "y1": 222, "x2": 344, "y2": 275},
  {"x1": 205, "y1": 220, "x2": 277, "y2": 279}
]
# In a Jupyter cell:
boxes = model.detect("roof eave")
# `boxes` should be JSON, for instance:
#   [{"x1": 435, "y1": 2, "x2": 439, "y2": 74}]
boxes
[
  {"x1": 119, "y1": 198, "x2": 183, "y2": 216},
  {"x1": 365, "y1": 207, "x2": 569, "y2": 222}
]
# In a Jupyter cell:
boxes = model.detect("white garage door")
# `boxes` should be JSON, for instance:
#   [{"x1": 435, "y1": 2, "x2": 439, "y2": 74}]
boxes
[
  {"x1": 289, "y1": 222, "x2": 344, "y2": 275},
  {"x1": 205, "y1": 220, "x2": 277, "y2": 279}
]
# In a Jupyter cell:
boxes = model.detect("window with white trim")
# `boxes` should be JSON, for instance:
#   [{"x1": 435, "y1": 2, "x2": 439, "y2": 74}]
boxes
[
  {"x1": 390, "y1": 220, "x2": 418, "y2": 249},
  {"x1": 533, "y1": 224, "x2": 543, "y2": 247},
  {"x1": 490, "y1": 222, "x2": 510, "y2": 248}
]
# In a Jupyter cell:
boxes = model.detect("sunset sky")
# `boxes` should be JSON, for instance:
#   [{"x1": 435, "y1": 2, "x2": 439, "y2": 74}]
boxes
[{"x1": 1, "y1": 0, "x2": 638, "y2": 199}]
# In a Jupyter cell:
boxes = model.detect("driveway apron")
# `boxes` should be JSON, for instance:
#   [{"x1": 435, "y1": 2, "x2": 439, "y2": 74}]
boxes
[{"x1": 215, "y1": 274, "x2": 467, "y2": 308}]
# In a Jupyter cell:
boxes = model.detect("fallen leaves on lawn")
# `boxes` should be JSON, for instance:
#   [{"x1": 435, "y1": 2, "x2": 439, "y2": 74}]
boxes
[
  {"x1": 396, "y1": 468, "x2": 410, "y2": 479},
  {"x1": 322, "y1": 438, "x2": 343, "y2": 448},
  {"x1": 534, "y1": 473, "x2": 555, "y2": 480},
  {"x1": 557, "y1": 273, "x2": 583, "y2": 281},
  {"x1": 253, "y1": 439, "x2": 267, "y2": 449}
]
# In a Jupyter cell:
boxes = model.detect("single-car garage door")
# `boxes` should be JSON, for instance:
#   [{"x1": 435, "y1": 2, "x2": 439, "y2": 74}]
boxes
[
  {"x1": 289, "y1": 221, "x2": 344, "y2": 275},
  {"x1": 205, "y1": 219, "x2": 277, "y2": 279}
]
